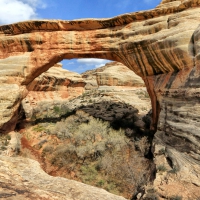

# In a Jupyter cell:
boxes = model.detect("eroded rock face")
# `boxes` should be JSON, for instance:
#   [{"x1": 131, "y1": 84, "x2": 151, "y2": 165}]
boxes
[
  {"x1": 27, "y1": 63, "x2": 85, "y2": 91},
  {"x1": 82, "y1": 61, "x2": 144, "y2": 90},
  {"x1": 22, "y1": 64, "x2": 85, "y2": 121},
  {"x1": 0, "y1": 0, "x2": 200, "y2": 198},
  {"x1": 96, "y1": 62, "x2": 144, "y2": 87}
]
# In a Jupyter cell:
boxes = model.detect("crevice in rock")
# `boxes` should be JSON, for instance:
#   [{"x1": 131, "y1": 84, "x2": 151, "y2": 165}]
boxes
[{"x1": 190, "y1": 32, "x2": 196, "y2": 68}]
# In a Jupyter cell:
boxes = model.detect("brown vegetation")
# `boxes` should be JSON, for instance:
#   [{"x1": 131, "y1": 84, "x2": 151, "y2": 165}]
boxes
[{"x1": 20, "y1": 109, "x2": 153, "y2": 199}]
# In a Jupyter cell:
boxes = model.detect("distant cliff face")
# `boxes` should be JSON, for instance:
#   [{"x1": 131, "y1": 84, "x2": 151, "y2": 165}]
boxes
[
  {"x1": 82, "y1": 61, "x2": 145, "y2": 90},
  {"x1": 22, "y1": 64, "x2": 85, "y2": 121},
  {"x1": 0, "y1": 0, "x2": 200, "y2": 198},
  {"x1": 96, "y1": 62, "x2": 145, "y2": 87}
]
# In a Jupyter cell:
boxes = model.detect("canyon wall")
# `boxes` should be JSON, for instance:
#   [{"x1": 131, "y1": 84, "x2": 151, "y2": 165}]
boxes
[
  {"x1": 22, "y1": 63, "x2": 85, "y2": 121},
  {"x1": 0, "y1": 0, "x2": 200, "y2": 198},
  {"x1": 82, "y1": 61, "x2": 145, "y2": 90}
]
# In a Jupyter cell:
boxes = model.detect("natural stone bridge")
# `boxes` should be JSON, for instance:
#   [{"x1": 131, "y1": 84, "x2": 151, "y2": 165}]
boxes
[{"x1": 0, "y1": 0, "x2": 200, "y2": 197}]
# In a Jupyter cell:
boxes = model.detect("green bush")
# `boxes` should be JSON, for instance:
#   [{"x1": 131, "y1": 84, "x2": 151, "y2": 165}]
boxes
[
  {"x1": 168, "y1": 166, "x2": 179, "y2": 174},
  {"x1": 147, "y1": 187, "x2": 157, "y2": 194},
  {"x1": 169, "y1": 195, "x2": 182, "y2": 200},
  {"x1": 157, "y1": 164, "x2": 167, "y2": 172},
  {"x1": 53, "y1": 106, "x2": 60, "y2": 113},
  {"x1": 144, "y1": 193, "x2": 159, "y2": 200},
  {"x1": 96, "y1": 180, "x2": 105, "y2": 187},
  {"x1": 32, "y1": 125, "x2": 46, "y2": 132},
  {"x1": 50, "y1": 111, "x2": 127, "y2": 161},
  {"x1": 42, "y1": 145, "x2": 54, "y2": 155},
  {"x1": 158, "y1": 148, "x2": 165, "y2": 154},
  {"x1": 80, "y1": 165, "x2": 98, "y2": 183}
]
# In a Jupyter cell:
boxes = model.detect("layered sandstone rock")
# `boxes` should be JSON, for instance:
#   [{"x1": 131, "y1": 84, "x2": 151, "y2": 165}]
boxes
[
  {"x1": 82, "y1": 62, "x2": 144, "y2": 89},
  {"x1": 22, "y1": 64, "x2": 85, "y2": 121},
  {"x1": 0, "y1": 0, "x2": 200, "y2": 198},
  {"x1": 96, "y1": 62, "x2": 144, "y2": 87}
]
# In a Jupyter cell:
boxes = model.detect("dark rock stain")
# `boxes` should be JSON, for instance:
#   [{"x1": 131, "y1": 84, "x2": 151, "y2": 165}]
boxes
[{"x1": 24, "y1": 38, "x2": 34, "y2": 52}]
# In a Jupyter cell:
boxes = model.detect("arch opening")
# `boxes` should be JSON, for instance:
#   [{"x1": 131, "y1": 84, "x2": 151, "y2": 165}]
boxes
[
  {"x1": 17, "y1": 58, "x2": 154, "y2": 199},
  {"x1": 61, "y1": 58, "x2": 112, "y2": 73}
]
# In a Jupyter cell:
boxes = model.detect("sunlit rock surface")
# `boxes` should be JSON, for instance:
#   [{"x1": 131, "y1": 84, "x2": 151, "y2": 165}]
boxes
[
  {"x1": 0, "y1": 0, "x2": 200, "y2": 198},
  {"x1": 82, "y1": 61, "x2": 144, "y2": 90}
]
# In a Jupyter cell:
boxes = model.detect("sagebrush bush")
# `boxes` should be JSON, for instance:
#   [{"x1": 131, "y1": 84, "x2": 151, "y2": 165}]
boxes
[
  {"x1": 49, "y1": 112, "x2": 127, "y2": 162},
  {"x1": 144, "y1": 193, "x2": 159, "y2": 200},
  {"x1": 157, "y1": 164, "x2": 167, "y2": 172},
  {"x1": 135, "y1": 136, "x2": 150, "y2": 156},
  {"x1": 37, "y1": 110, "x2": 152, "y2": 199},
  {"x1": 169, "y1": 195, "x2": 182, "y2": 200}
]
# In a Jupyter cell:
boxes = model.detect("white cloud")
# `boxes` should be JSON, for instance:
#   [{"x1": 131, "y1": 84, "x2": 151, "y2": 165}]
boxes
[
  {"x1": 0, "y1": 0, "x2": 46, "y2": 25},
  {"x1": 20, "y1": 0, "x2": 46, "y2": 8},
  {"x1": 77, "y1": 58, "x2": 110, "y2": 68}
]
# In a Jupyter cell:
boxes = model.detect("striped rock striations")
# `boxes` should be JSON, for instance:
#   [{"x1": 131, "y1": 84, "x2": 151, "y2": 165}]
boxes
[
  {"x1": 0, "y1": 0, "x2": 200, "y2": 198},
  {"x1": 96, "y1": 62, "x2": 145, "y2": 87},
  {"x1": 82, "y1": 61, "x2": 145, "y2": 90}
]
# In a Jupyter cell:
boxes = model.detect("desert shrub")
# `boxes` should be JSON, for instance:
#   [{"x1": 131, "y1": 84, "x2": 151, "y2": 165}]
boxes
[
  {"x1": 34, "y1": 139, "x2": 48, "y2": 150},
  {"x1": 96, "y1": 179, "x2": 105, "y2": 187},
  {"x1": 168, "y1": 166, "x2": 179, "y2": 174},
  {"x1": 80, "y1": 165, "x2": 98, "y2": 183},
  {"x1": 157, "y1": 164, "x2": 167, "y2": 172},
  {"x1": 75, "y1": 110, "x2": 90, "y2": 122},
  {"x1": 32, "y1": 125, "x2": 46, "y2": 132},
  {"x1": 31, "y1": 102, "x2": 72, "y2": 121},
  {"x1": 49, "y1": 143, "x2": 77, "y2": 167},
  {"x1": 42, "y1": 110, "x2": 152, "y2": 199},
  {"x1": 42, "y1": 145, "x2": 54, "y2": 155},
  {"x1": 0, "y1": 134, "x2": 11, "y2": 150},
  {"x1": 158, "y1": 148, "x2": 165, "y2": 155},
  {"x1": 144, "y1": 193, "x2": 159, "y2": 200},
  {"x1": 53, "y1": 106, "x2": 60, "y2": 114},
  {"x1": 0, "y1": 145, "x2": 7, "y2": 151},
  {"x1": 50, "y1": 113, "x2": 127, "y2": 162},
  {"x1": 146, "y1": 187, "x2": 157, "y2": 194},
  {"x1": 169, "y1": 195, "x2": 182, "y2": 200},
  {"x1": 99, "y1": 143, "x2": 150, "y2": 197},
  {"x1": 135, "y1": 136, "x2": 150, "y2": 156},
  {"x1": 136, "y1": 90, "x2": 149, "y2": 99},
  {"x1": 5, "y1": 135, "x2": 11, "y2": 140}
]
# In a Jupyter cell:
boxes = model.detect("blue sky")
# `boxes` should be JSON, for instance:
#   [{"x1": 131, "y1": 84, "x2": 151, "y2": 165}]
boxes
[{"x1": 0, "y1": 0, "x2": 161, "y2": 73}]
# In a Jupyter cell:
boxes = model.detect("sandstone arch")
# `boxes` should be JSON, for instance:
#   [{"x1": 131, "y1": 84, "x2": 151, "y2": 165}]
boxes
[
  {"x1": 1, "y1": 0, "x2": 199, "y2": 133},
  {"x1": 1, "y1": 0, "x2": 200, "y2": 197}
]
